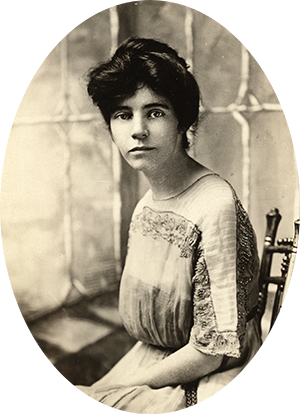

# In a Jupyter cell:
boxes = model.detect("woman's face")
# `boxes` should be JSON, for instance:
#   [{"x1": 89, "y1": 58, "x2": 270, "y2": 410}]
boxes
[{"x1": 109, "y1": 86, "x2": 183, "y2": 173}]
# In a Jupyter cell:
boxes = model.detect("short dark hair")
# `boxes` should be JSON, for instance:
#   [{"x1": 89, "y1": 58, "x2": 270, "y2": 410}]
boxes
[{"x1": 87, "y1": 37, "x2": 201, "y2": 148}]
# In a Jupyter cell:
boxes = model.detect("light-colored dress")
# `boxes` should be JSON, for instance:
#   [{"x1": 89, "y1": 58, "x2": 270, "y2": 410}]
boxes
[{"x1": 77, "y1": 174, "x2": 262, "y2": 413}]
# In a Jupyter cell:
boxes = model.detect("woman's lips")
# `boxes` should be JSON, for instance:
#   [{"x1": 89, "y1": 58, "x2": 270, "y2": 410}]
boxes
[{"x1": 129, "y1": 147, "x2": 155, "y2": 152}]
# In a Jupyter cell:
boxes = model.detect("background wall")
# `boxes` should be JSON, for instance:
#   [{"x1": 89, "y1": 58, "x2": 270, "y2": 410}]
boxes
[{"x1": 0, "y1": 0, "x2": 300, "y2": 414}]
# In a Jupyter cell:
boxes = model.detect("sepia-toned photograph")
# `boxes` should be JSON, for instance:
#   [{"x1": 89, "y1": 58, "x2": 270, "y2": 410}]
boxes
[{"x1": 1, "y1": 1, "x2": 299, "y2": 413}]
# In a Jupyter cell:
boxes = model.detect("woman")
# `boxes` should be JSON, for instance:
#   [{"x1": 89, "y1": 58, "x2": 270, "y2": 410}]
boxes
[{"x1": 77, "y1": 37, "x2": 262, "y2": 413}]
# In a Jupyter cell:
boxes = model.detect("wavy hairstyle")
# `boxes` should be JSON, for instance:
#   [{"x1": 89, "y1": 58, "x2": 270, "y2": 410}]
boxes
[{"x1": 87, "y1": 37, "x2": 201, "y2": 149}]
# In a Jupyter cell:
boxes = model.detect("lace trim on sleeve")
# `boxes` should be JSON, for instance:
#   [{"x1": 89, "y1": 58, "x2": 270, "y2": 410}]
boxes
[
  {"x1": 231, "y1": 187, "x2": 259, "y2": 341},
  {"x1": 189, "y1": 245, "x2": 241, "y2": 358}
]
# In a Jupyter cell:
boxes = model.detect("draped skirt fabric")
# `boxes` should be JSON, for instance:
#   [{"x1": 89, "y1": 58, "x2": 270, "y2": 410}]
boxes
[{"x1": 77, "y1": 319, "x2": 261, "y2": 414}]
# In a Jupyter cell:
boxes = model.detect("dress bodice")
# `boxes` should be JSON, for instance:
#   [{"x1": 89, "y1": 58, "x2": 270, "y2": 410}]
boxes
[{"x1": 119, "y1": 174, "x2": 260, "y2": 357}]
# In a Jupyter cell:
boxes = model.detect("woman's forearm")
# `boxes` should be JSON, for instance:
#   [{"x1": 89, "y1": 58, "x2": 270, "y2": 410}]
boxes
[{"x1": 124, "y1": 343, "x2": 223, "y2": 389}]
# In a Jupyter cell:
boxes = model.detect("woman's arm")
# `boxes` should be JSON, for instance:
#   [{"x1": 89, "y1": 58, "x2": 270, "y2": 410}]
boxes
[{"x1": 120, "y1": 343, "x2": 223, "y2": 389}]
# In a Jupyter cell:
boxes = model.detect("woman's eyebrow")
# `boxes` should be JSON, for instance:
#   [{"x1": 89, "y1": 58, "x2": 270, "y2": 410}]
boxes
[
  {"x1": 112, "y1": 105, "x2": 131, "y2": 111},
  {"x1": 112, "y1": 102, "x2": 170, "y2": 112},
  {"x1": 144, "y1": 102, "x2": 170, "y2": 110}
]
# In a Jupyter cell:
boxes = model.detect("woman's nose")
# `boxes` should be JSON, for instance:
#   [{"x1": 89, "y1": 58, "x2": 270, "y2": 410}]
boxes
[{"x1": 131, "y1": 116, "x2": 148, "y2": 140}]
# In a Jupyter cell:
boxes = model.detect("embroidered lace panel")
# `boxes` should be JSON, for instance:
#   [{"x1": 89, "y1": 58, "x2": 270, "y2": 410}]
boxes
[
  {"x1": 190, "y1": 244, "x2": 240, "y2": 358},
  {"x1": 230, "y1": 186, "x2": 259, "y2": 341},
  {"x1": 130, "y1": 206, "x2": 201, "y2": 258}
]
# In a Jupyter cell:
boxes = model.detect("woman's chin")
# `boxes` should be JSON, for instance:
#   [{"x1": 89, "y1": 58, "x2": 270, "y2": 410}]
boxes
[{"x1": 125, "y1": 156, "x2": 153, "y2": 172}]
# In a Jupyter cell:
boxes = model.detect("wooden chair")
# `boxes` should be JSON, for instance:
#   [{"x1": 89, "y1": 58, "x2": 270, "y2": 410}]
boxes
[{"x1": 257, "y1": 208, "x2": 299, "y2": 335}]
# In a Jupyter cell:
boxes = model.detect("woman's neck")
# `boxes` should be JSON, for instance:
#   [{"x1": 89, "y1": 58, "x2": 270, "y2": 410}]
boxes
[{"x1": 143, "y1": 152, "x2": 209, "y2": 201}]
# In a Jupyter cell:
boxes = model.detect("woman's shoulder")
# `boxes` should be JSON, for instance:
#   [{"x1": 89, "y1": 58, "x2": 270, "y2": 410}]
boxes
[
  {"x1": 190, "y1": 173, "x2": 235, "y2": 205},
  {"x1": 182, "y1": 173, "x2": 238, "y2": 226}
]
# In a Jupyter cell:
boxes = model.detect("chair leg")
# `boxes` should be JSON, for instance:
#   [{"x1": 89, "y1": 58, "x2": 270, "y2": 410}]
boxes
[{"x1": 270, "y1": 285, "x2": 284, "y2": 330}]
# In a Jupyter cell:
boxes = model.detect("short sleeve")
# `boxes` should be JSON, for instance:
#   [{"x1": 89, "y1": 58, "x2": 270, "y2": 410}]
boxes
[
  {"x1": 189, "y1": 179, "x2": 259, "y2": 358},
  {"x1": 189, "y1": 242, "x2": 241, "y2": 357}
]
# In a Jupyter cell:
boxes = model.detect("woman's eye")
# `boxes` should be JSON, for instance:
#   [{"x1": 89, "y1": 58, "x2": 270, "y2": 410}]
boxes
[
  {"x1": 149, "y1": 110, "x2": 164, "y2": 119},
  {"x1": 114, "y1": 112, "x2": 131, "y2": 120}
]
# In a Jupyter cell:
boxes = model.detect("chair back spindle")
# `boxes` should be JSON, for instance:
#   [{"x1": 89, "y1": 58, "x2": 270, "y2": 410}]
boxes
[
  {"x1": 257, "y1": 208, "x2": 298, "y2": 334},
  {"x1": 281, "y1": 218, "x2": 300, "y2": 304}
]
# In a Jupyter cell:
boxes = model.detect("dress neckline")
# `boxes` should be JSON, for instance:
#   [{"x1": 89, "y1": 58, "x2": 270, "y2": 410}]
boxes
[{"x1": 151, "y1": 172, "x2": 219, "y2": 202}]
